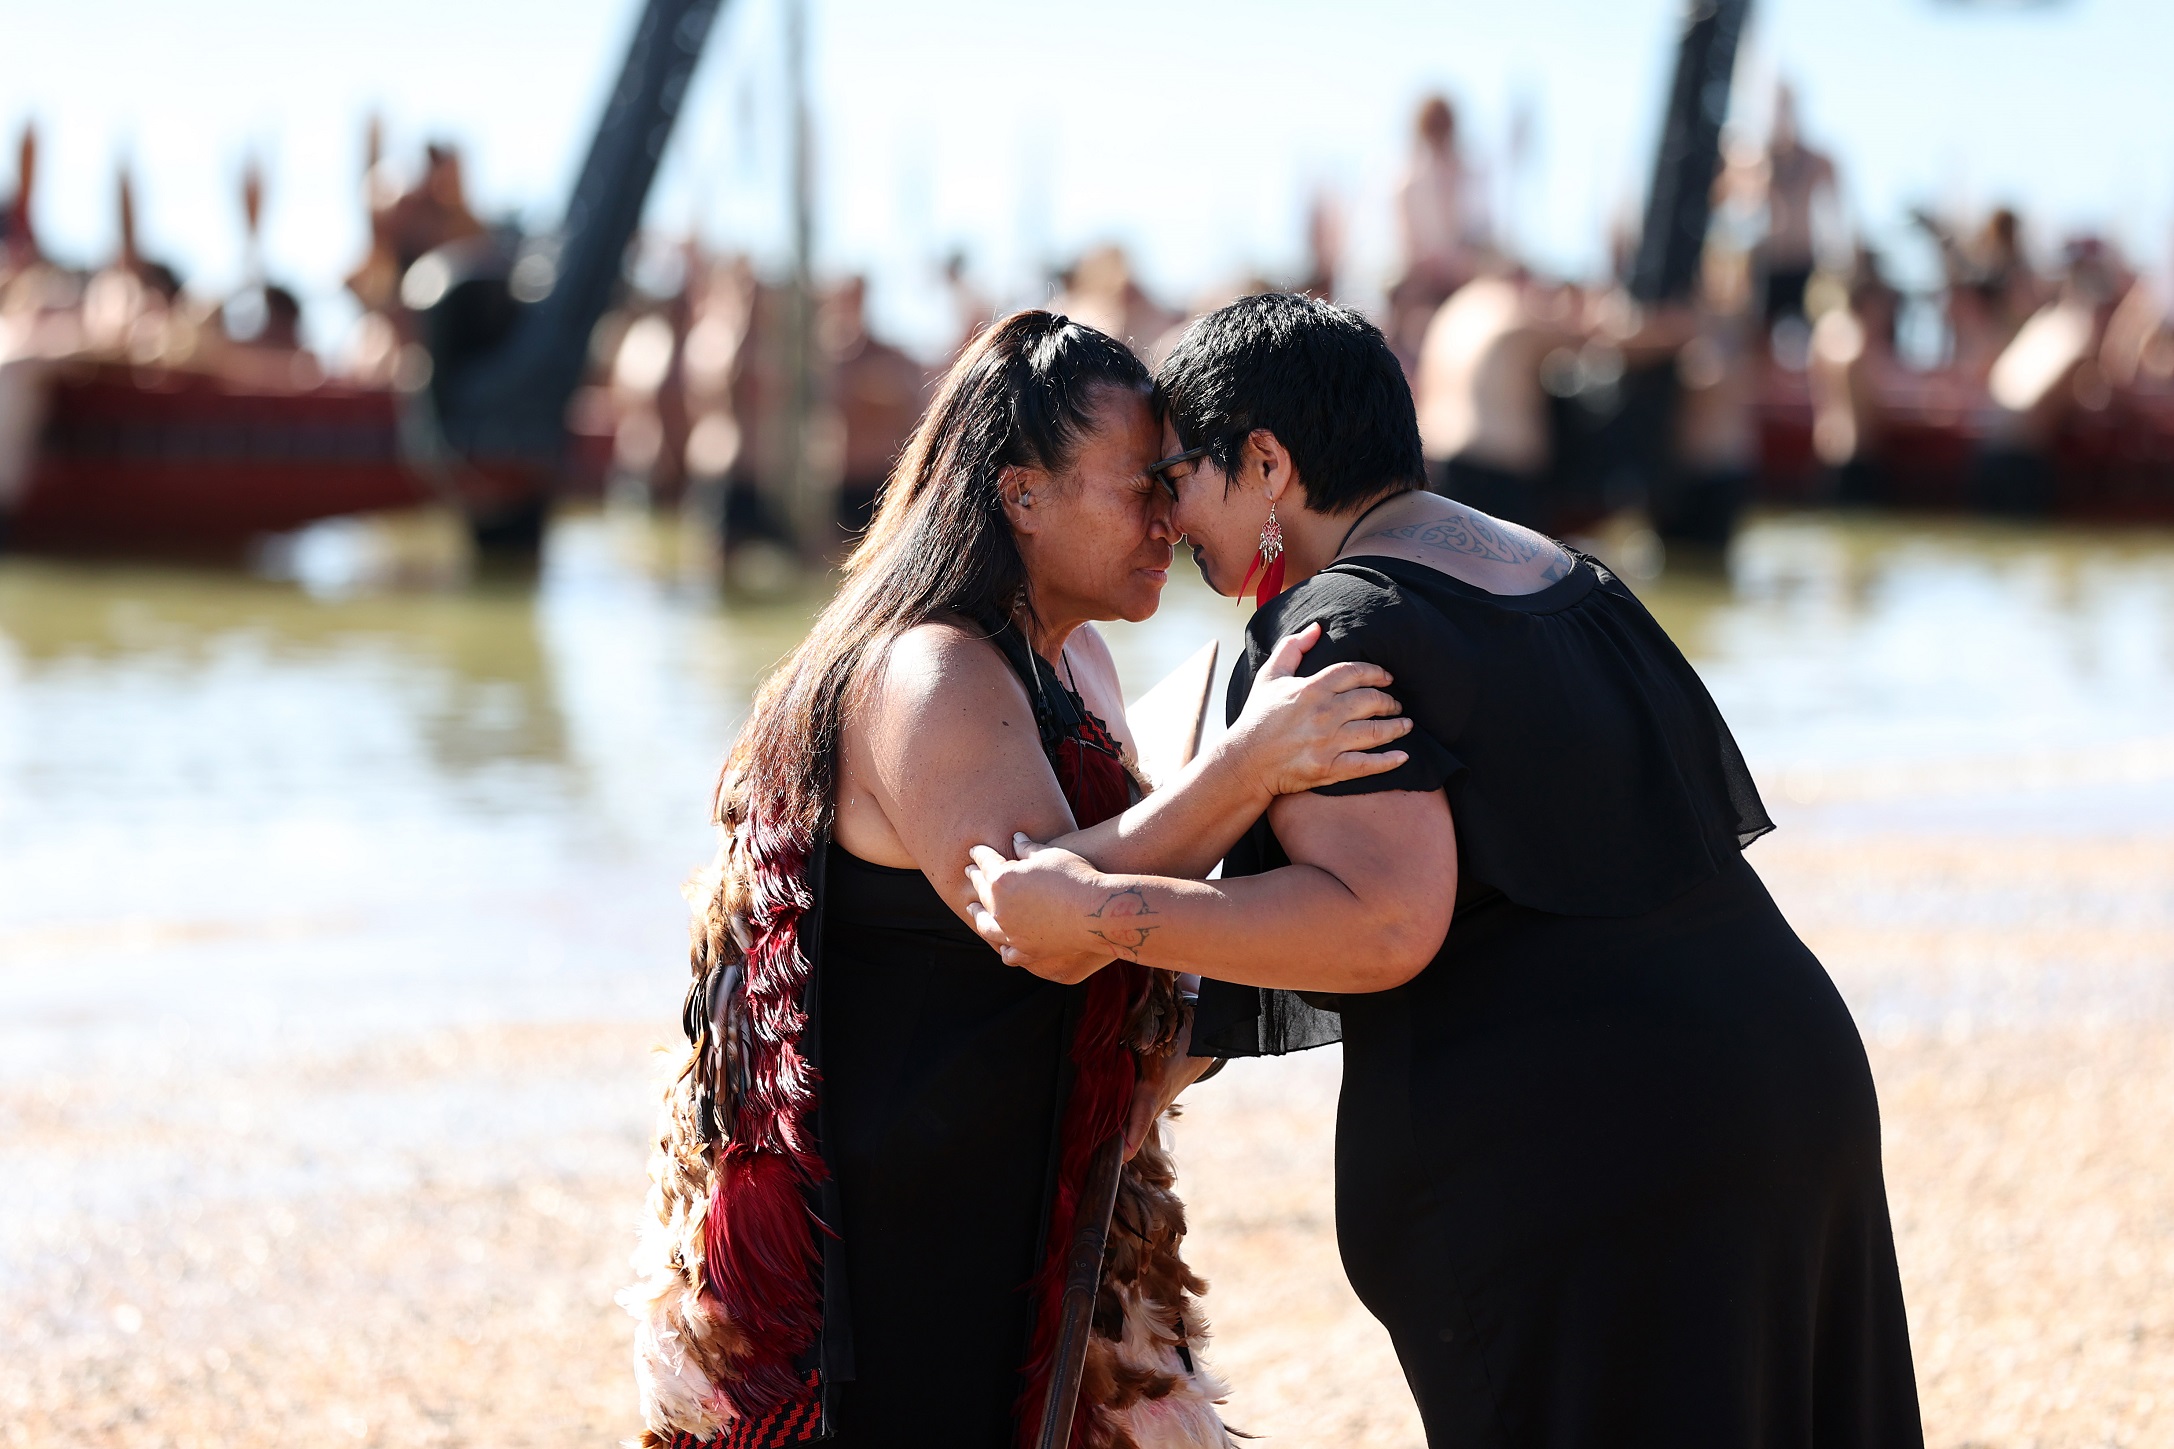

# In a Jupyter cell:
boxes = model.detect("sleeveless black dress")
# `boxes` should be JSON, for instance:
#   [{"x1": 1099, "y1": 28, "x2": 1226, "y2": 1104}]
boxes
[
  {"x1": 808, "y1": 626, "x2": 1127, "y2": 1447},
  {"x1": 815, "y1": 846, "x2": 1074, "y2": 1444},
  {"x1": 1194, "y1": 553, "x2": 1923, "y2": 1448}
]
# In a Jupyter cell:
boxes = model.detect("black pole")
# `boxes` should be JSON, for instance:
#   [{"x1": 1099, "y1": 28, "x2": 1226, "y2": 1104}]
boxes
[
  {"x1": 782, "y1": 0, "x2": 823, "y2": 560},
  {"x1": 1630, "y1": 0, "x2": 1753, "y2": 305},
  {"x1": 433, "y1": 0, "x2": 726, "y2": 464},
  {"x1": 1558, "y1": 0, "x2": 1752, "y2": 540}
]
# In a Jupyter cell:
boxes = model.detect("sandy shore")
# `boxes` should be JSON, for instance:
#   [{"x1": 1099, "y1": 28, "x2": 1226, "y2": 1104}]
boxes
[{"x1": 5, "y1": 820, "x2": 2171, "y2": 1447}]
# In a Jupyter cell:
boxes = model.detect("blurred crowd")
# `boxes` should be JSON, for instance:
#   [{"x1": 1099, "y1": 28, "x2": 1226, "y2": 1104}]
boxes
[
  {"x1": 7, "y1": 80, "x2": 2174, "y2": 545},
  {"x1": 0, "y1": 124, "x2": 330, "y2": 513},
  {"x1": 582, "y1": 82, "x2": 2174, "y2": 550},
  {"x1": 1378, "y1": 84, "x2": 2174, "y2": 534},
  {"x1": 0, "y1": 125, "x2": 321, "y2": 387}
]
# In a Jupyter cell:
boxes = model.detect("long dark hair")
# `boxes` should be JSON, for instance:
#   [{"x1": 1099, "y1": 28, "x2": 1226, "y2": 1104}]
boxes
[
  {"x1": 717, "y1": 308, "x2": 1149, "y2": 850},
  {"x1": 637, "y1": 313, "x2": 1159, "y2": 1427},
  {"x1": 680, "y1": 310, "x2": 1151, "y2": 1169}
]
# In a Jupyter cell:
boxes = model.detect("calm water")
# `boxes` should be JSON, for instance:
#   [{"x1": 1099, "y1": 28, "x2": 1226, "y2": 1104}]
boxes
[{"x1": 5, "y1": 506, "x2": 2174, "y2": 1081}]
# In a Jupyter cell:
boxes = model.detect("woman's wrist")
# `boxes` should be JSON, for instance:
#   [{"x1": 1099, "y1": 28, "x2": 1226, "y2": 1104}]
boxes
[
  {"x1": 1074, "y1": 869, "x2": 1164, "y2": 966},
  {"x1": 1200, "y1": 720, "x2": 1278, "y2": 813}
]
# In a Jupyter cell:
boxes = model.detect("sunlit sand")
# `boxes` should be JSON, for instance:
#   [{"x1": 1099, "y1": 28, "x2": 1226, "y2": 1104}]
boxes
[{"x1": 4, "y1": 512, "x2": 2172, "y2": 1445}]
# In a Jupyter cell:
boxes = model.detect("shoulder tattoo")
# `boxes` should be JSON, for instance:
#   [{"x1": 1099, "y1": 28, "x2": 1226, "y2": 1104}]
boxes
[{"x1": 1376, "y1": 512, "x2": 1573, "y2": 581}]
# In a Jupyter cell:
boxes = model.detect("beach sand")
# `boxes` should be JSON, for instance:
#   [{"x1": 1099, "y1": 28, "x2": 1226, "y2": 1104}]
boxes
[{"x1": 5, "y1": 822, "x2": 2171, "y2": 1447}]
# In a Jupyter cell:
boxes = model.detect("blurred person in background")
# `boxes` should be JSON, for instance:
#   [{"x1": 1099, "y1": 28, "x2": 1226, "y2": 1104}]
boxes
[
  {"x1": 1, "y1": 125, "x2": 84, "y2": 365},
  {"x1": 342, "y1": 134, "x2": 489, "y2": 380},
  {"x1": 1741, "y1": 82, "x2": 1843, "y2": 344},
  {"x1": 941, "y1": 247, "x2": 994, "y2": 355},
  {"x1": 79, "y1": 167, "x2": 186, "y2": 360},
  {"x1": 821, "y1": 274, "x2": 932, "y2": 533},
  {"x1": 1297, "y1": 189, "x2": 1346, "y2": 300},
  {"x1": 1975, "y1": 237, "x2": 2130, "y2": 513},
  {"x1": 343, "y1": 117, "x2": 404, "y2": 321},
  {"x1": 1657, "y1": 244, "x2": 1761, "y2": 546},
  {"x1": 1809, "y1": 247, "x2": 1907, "y2": 506},
  {"x1": 1388, "y1": 94, "x2": 1489, "y2": 370},
  {"x1": 1912, "y1": 204, "x2": 2043, "y2": 381},
  {"x1": 971, "y1": 292, "x2": 1923, "y2": 1449},
  {"x1": 1412, "y1": 265, "x2": 1582, "y2": 528},
  {"x1": 674, "y1": 250, "x2": 756, "y2": 513},
  {"x1": 382, "y1": 142, "x2": 488, "y2": 283},
  {"x1": 202, "y1": 163, "x2": 320, "y2": 389},
  {"x1": 1051, "y1": 244, "x2": 1180, "y2": 352},
  {"x1": 2100, "y1": 246, "x2": 2174, "y2": 393},
  {"x1": 0, "y1": 124, "x2": 66, "y2": 527},
  {"x1": 2, "y1": 123, "x2": 40, "y2": 278},
  {"x1": 626, "y1": 309, "x2": 1410, "y2": 1447}
]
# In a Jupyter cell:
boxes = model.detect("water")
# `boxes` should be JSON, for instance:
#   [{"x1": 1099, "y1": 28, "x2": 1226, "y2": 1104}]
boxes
[
  {"x1": 6, "y1": 507, "x2": 2174, "y2": 1074},
  {"x1": 9, "y1": 505, "x2": 2172, "y2": 1445}
]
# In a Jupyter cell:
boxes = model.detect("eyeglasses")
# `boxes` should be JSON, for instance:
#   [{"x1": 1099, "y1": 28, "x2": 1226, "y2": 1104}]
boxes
[{"x1": 1146, "y1": 443, "x2": 1212, "y2": 502}]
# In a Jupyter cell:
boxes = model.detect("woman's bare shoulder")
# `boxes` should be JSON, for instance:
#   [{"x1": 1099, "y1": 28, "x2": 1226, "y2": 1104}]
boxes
[{"x1": 861, "y1": 618, "x2": 1032, "y2": 727}]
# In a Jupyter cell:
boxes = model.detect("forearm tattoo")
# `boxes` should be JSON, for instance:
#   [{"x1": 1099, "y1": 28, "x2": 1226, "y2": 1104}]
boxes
[
  {"x1": 1085, "y1": 886, "x2": 1159, "y2": 961},
  {"x1": 1375, "y1": 511, "x2": 1572, "y2": 582}
]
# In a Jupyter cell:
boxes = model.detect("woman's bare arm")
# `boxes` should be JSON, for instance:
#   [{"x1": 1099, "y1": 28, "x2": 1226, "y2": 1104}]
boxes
[
  {"x1": 843, "y1": 621, "x2": 1413, "y2": 925},
  {"x1": 842, "y1": 623, "x2": 1081, "y2": 922},
  {"x1": 1051, "y1": 624, "x2": 1414, "y2": 880},
  {"x1": 965, "y1": 787, "x2": 1458, "y2": 994}
]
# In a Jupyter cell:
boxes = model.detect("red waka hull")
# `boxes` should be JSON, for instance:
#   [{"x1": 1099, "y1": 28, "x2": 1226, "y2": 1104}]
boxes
[{"x1": 4, "y1": 360, "x2": 441, "y2": 554}]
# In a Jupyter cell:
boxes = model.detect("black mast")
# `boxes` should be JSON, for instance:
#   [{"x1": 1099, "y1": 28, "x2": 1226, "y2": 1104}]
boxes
[
  {"x1": 1555, "y1": 0, "x2": 1751, "y2": 540},
  {"x1": 421, "y1": 0, "x2": 726, "y2": 535},
  {"x1": 1630, "y1": 0, "x2": 1753, "y2": 306}
]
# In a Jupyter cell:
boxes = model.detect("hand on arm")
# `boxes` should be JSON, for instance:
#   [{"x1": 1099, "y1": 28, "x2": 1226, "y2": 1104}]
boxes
[
  {"x1": 849, "y1": 623, "x2": 1081, "y2": 925},
  {"x1": 966, "y1": 786, "x2": 1457, "y2": 995},
  {"x1": 1047, "y1": 622, "x2": 1415, "y2": 881}
]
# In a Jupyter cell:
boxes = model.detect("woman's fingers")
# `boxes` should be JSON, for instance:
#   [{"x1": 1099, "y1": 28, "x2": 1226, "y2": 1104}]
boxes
[
  {"x1": 1334, "y1": 747, "x2": 1411, "y2": 777},
  {"x1": 1308, "y1": 659, "x2": 1395, "y2": 697},
  {"x1": 1256, "y1": 621, "x2": 1324, "y2": 681},
  {"x1": 1332, "y1": 685, "x2": 1402, "y2": 720},
  {"x1": 965, "y1": 847, "x2": 1010, "y2": 930},
  {"x1": 964, "y1": 900, "x2": 1011, "y2": 951},
  {"x1": 1342, "y1": 715, "x2": 1414, "y2": 749}
]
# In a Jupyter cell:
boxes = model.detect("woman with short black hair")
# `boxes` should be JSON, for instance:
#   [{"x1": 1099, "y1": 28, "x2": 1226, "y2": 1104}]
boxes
[{"x1": 970, "y1": 292, "x2": 1924, "y2": 1447}]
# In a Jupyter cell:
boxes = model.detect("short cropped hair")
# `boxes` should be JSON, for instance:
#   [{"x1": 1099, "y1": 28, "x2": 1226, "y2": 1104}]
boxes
[{"x1": 1155, "y1": 292, "x2": 1425, "y2": 515}]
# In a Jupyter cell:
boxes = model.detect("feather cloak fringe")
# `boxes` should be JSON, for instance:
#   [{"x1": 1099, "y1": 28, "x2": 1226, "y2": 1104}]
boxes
[{"x1": 622, "y1": 816, "x2": 1234, "y2": 1448}]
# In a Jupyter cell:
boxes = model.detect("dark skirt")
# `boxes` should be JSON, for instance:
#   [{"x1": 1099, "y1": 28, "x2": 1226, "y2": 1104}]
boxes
[
  {"x1": 1334, "y1": 853, "x2": 1922, "y2": 1447},
  {"x1": 816, "y1": 845, "x2": 1075, "y2": 1446}
]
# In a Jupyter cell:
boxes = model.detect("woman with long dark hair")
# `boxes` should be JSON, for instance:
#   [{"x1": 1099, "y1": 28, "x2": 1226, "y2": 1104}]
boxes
[
  {"x1": 968, "y1": 293, "x2": 1923, "y2": 1447},
  {"x1": 625, "y1": 310, "x2": 1413, "y2": 1448}
]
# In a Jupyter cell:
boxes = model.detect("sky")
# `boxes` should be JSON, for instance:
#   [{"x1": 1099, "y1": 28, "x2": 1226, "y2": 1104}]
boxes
[{"x1": 4, "y1": 0, "x2": 2172, "y2": 358}]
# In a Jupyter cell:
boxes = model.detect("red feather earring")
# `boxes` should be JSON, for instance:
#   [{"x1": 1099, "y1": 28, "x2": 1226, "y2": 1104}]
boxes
[{"x1": 1235, "y1": 502, "x2": 1288, "y2": 609}]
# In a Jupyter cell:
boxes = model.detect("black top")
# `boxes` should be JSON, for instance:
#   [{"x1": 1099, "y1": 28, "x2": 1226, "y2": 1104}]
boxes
[
  {"x1": 1187, "y1": 551, "x2": 1921, "y2": 1445},
  {"x1": 1195, "y1": 551, "x2": 1772, "y2": 1057}
]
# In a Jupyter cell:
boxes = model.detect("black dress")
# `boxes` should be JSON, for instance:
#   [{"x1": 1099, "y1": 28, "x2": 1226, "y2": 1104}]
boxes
[
  {"x1": 805, "y1": 625, "x2": 1124, "y2": 1447},
  {"x1": 815, "y1": 844, "x2": 1075, "y2": 1445},
  {"x1": 1194, "y1": 553, "x2": 1923, "y2": 1448}
]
